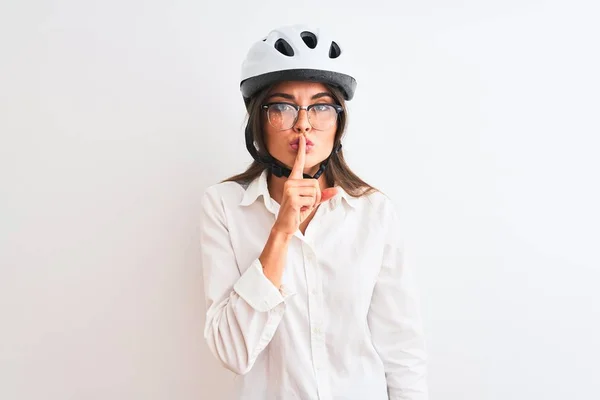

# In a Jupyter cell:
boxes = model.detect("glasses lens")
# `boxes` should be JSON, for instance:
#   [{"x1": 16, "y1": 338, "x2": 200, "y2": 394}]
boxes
[
  {"x1": 308, "y1": 104, "x2": 338, "y2": 130},
  {"x1": 267, "y1": 103, "x2": 297, "y2": 130}
]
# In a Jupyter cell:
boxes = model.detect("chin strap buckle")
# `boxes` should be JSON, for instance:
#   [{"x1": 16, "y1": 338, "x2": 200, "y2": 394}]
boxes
[{"x1": 269, "y1": 163, "x2": 287, "y2": 178}]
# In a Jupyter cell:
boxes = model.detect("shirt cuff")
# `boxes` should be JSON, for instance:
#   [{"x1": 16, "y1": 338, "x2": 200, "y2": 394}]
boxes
[{"x1": 233, "y1": 259, "x2": 287, "y2": 312}]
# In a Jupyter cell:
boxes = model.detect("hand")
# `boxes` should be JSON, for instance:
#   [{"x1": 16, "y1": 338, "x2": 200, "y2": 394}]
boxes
[{"x1": 272, "y1": 136, "x2": 338, "y2": 236}]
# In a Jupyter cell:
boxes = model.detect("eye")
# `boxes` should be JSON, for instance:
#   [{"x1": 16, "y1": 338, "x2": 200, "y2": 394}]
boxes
[
  {"x1": 271, "y1": 103, "x2": 294, "y2": 112},
  {"x1": 312, "y1": 104, "x2": 332, "y2": 113}
]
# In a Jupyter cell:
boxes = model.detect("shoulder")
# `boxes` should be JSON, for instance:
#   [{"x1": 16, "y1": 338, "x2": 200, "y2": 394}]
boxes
[
  {"x1": 201, "y1": 180, "x2": 246, "y2": 211},
  {"x1": 354, "y1": 189, "x2": 399, "y2": 218},
  {"x1": 341, "y1": 188, "x2": 401, "y2": 234},
  {"x1": 358, "y1": 190, "x2": 405, "y2": 245}
]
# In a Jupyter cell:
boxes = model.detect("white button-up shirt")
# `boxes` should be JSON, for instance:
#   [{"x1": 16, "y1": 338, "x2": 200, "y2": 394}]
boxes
[{"x1": 200, "y1": 169, "x2": 428, "y2": 399}]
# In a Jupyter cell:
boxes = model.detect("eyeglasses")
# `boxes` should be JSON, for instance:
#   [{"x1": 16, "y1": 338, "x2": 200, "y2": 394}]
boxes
[{"x1": 261, "y1": 102, "x2": 343, "y2": 131}]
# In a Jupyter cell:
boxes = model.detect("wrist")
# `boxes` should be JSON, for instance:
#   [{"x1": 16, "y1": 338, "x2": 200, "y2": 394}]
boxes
[{"x1": 270, "y1": 227, "x2": 294, "y2": 244}]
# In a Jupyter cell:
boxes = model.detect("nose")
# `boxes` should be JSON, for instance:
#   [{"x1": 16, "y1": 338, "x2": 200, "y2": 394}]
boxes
[{"x1": 293, "y1": 108, "x2": 311, "y2": 133}]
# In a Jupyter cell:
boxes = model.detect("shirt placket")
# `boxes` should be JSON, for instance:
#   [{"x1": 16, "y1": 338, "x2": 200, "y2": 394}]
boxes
[{"x1": 301, "y1": 222, "x2": 332, "y2": 400}]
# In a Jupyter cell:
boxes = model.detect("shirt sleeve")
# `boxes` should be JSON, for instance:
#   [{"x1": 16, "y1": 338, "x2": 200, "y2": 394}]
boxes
[
  {"x1": 200, "y1": 186, "x2": 291, "y2": 375},
  {"x1": 367, "y1": 202, "x2": 429, "y2": 400}
]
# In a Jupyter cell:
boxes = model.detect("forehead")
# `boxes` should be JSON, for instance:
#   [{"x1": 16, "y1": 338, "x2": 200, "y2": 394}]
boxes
[{"x1": 267, "y1": 81, "x2": 331, "y2": 97}]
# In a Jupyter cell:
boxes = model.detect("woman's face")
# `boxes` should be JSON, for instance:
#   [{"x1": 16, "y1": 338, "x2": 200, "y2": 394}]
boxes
[{"x1": 262, "y1": 81, "x2": 339, "y2": 175}]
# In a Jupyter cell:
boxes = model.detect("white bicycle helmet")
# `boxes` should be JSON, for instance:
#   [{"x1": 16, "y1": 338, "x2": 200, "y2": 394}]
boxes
[{"x1": 240, "y1": 24, "x2": 357, "y2": 104}]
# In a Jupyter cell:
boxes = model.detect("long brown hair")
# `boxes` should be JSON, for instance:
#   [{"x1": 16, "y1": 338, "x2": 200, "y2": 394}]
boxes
[{"x1": 224, "y1": 83, "x2": 377, "y2": 197}]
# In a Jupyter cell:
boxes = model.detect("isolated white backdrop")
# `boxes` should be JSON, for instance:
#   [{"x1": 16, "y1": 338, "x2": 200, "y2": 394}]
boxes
[{"x1": 1, "y1": 1, "x2": 599, "y2": 399}]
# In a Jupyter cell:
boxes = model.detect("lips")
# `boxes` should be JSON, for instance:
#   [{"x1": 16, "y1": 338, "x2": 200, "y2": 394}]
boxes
[
  {"x1": 290, "y1": 138, "x2": 314, "y2": 152},
  {"x1": 290, "y1": 138, "x2": 314, "y2": 146}
]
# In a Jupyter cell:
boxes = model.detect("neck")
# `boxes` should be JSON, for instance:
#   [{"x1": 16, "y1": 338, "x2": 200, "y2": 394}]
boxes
[{"x1": 267, "y1": 167, "x2": 330, "y2": 204}]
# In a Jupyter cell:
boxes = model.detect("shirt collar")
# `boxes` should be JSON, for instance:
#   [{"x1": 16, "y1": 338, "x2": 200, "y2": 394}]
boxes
[
  {"x1": 239, "y1": 168, "x2": 359, "y2": 210},
  {"x1": 239, "y1": 168, "x2": 271, "y2": 208},
  {"x1": 334, "y1": 186, "x2": 359, "y2": 209}
]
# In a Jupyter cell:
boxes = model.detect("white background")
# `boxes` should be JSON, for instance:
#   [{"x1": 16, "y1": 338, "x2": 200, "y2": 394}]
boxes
[{"x1": 1, "y1": 1, "x2": 599, "y2": 399}]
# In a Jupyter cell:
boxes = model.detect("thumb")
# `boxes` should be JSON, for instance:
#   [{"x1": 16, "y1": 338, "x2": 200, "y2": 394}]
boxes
[{"x1": 319, "y1": 187, "x2": 339, "y2": 203}]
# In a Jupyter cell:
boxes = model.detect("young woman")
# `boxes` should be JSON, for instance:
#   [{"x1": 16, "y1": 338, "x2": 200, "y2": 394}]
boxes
[{"x1": 200, "y1": 25, "x2": 428, "y2": 400}]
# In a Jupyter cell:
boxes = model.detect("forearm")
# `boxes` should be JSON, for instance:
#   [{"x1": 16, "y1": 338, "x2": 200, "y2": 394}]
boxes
[
  {"x1": 200, "y1": 188, "x2": 293, "y2": 376},
  {"x1": 259, "y1": 227, "x2": 293, "y2": 288},
  {"x1": 204, "y1": 281, "x2": 286, "y2": 375}
]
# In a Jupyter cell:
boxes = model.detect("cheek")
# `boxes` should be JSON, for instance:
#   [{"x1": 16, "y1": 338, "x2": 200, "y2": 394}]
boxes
[
  {"x1": 318, "y1": 128, "x2": 337, "y2": 154},
  {"x1": 262, "y1": 122, "x2": 276, "y2": 151},
  {"x1": 263, "y1": 126, "x2": 286, "y2": 154}
]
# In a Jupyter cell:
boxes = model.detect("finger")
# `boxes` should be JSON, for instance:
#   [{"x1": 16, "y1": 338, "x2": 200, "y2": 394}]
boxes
[
  {"x1": 299, "y1": 204, "x2": 314, "y2": 218},
  {"x1": 319, "y1": 187, "x2": 339, "y2": 204},
  {"x1": 297, "y1": 186, "x2": 318, "y2": 198},
  {"x1": 293, "y1": 195, "x2": 317, "y2": 209},
  {"x1": 299, "y1": 207, "x2": 312, "y2": 219},
  {"x1": 289, "y1": 135, "x2": 306, "y2": 180},
  {"x1": 284, "y1": 186, "x2": 317, "y2": 199},
  {"x1": 313, "y1": 181, "x2": 321, "y2": 205},
  {"x1": 286, "y1": 179, "x2": 318, "y2": 187}
]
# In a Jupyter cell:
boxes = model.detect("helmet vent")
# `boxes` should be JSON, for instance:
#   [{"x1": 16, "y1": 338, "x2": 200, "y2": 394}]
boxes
[
  {"x1": 274, "y1": 39, "x2": 294, "y2": 57},
  {"x1": 300, "y1": 31, "x2": 318, "y2": 49},
  {"x1": 329, "y1": 41, "x2": 341, "y2": 58}
]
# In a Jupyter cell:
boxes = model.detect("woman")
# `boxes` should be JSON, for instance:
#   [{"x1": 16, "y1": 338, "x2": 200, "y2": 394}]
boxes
[{"x1": 200, "y1": 25, "x2": 428, "y2": 399}]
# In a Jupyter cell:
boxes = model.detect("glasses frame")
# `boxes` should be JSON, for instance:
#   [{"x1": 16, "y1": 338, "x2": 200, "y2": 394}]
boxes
[{"x1": 261, "y1": 102, "x2": 344, "y2": 131}]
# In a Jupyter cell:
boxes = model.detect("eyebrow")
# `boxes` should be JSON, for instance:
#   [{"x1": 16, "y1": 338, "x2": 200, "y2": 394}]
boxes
[{"x1": 266, "y1": 92, "x2": 334, "y2": 101}]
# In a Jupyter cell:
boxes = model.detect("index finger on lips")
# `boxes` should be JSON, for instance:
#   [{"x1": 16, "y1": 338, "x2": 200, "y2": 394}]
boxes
[{"x1": 289, "y1": 135, "x2": 306, "y2": 180}]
